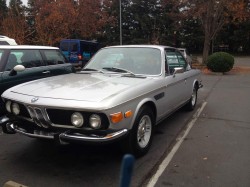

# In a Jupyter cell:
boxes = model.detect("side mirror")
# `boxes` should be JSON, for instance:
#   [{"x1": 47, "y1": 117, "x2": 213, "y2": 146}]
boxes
[
  {"x1": 173, "y1": 67, "x2": 184, "y2": 76},
  {"x1": 9, "y1": 65, "x2": 25, "y2": 76}
]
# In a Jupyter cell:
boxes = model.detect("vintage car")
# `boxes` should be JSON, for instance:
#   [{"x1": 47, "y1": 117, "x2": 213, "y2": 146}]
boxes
[{"x1": 1, "y1": 45, "x2": 202, "y2": 157}]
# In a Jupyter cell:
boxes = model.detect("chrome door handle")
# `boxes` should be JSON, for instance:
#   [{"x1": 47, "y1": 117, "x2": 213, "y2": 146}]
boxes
[{"x1": 42, "y1": 71, "x2": 50, "y2": 74}]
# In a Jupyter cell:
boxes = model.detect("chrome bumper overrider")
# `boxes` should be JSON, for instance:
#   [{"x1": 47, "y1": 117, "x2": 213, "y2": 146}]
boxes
[
  {"x1": 6, "y1": 123, "x2": 128, "y2": 143},
  {"x1": 0, "y1": 116, "x2": 9, "y2": 125}
]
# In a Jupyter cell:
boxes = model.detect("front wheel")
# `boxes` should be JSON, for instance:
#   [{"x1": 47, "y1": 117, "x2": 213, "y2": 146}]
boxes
[
  {"x1": 185, "y1": 86, "x2": 198, "y2": 111},
  {"x1": 120, "y1": 106, "x2": 154, "y2": 157}
]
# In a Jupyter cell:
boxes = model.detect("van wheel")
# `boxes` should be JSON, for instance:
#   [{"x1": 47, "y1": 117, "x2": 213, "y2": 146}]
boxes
[{"x1": 120, "y1": 106, "x2": 154, "y2": 157}]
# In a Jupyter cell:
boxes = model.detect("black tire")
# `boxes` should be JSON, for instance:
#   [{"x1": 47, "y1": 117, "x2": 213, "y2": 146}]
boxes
[
  {"x1": 185, "y1": 86, "x2": 198, "y2": 111},
  {"x1": 120, "y1": 106, "x2": 154, "y2": 157}
]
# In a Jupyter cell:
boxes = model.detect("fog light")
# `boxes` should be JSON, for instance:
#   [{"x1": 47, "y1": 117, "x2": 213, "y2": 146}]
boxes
[
  {"x1": 12, "y1": 103, "x2": 20, "y2": 115},
  {"x1": 89, "y1": 114, "x2": 101, "y2": 129},
  {"x1": 71, "y1": 112, "x2": 84, "y2": 127},
  {"x1": 5, "y1": 101, "x2": 11, "y2": 113}
]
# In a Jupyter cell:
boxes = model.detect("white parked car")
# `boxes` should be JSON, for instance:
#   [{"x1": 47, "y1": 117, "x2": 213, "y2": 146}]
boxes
[
  {"x1": 1, "y1": 45, "x2": 202, "y2": 157},
  {"x1": 0, "y1": 35, "x2": 17, "y2": 45}
]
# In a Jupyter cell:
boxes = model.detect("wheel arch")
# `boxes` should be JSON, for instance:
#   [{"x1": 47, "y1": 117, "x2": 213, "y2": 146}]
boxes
[{"x1": 132, "y1": 99, "x2": 157, "y2": 128}]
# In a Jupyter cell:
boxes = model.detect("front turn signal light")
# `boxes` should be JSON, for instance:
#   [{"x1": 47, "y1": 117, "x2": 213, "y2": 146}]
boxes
[
  {"x1": 110, "y1": 112, "x2": 123, "y2": 123},
  {"x1": 125, "y1": 110, "x2": 133, "y2": 118}
]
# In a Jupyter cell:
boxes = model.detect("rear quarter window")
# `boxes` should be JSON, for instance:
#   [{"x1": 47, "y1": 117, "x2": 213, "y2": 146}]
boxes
[{"x1": 42, "y1": 50, "x2": 67, "y2": 65}]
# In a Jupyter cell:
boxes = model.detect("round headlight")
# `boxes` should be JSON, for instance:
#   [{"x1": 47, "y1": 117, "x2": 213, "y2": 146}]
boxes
[
  {"x1": 12, "y1": 103, "x2": 20, "y2": 115},
  {"x1": 5, "y1": 101, "x2": 12, "y2": 113},
  {"x1": 89, "y1": 114, "x2": 101, "y2": 129},
  {"x1": 71, "y1": 112, "x2": 84, "y2": 127}
]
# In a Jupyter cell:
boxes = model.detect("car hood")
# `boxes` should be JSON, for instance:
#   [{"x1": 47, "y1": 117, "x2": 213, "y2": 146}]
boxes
[{"x1": 6, "y1": 73, "x2": 152, "y2": 102}]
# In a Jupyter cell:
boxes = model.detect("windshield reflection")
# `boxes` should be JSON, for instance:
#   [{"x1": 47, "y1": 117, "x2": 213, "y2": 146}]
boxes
[{"x1": 84, "y1": 47, "x2": 162, "y2": 75}]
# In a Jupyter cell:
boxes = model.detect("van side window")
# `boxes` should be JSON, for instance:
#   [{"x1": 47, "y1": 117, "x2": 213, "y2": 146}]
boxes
[
  {"x1": 70, "y1": 42, "x2": 78, "y2": 52},
  {"x1": 42, "y1": 50, "x2": 66, "y2": 65},
  {"x1": 60, "y1": 42, "x2": 68, "y2": 51}
]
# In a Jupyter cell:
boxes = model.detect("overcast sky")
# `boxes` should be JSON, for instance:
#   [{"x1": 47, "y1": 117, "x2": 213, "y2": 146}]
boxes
[{"x1": 6, "y1": 0, "x2": 28, "y2": 6}]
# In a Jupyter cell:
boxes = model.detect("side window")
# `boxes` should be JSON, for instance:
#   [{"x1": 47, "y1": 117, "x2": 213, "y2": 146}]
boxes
[
  {"x1": 164, "y1": 51, "x2": 169, "y2": 75},
  {"x1": 4, "y1": 50, "x2": 43, "y2": 70},
  {"x1": 166, "y1": 51, "x2": 179, "y2": 74},
  {"x1": 42, "y1": 50, "x2": 66, "y2": 65},
  {"x1": 20, "y1": 50, "x2": 44, "y2": 68},
  {"x1": 69, "y1": 42, "x2": 78, "y2": 52},
  {"x1": 5, "y1": 53, "x2": 18, "y2": 71},
  {"x1": 0, "y1": 50, "x2": 3, "y2": 62},
  {"x1": 165, "y1": 49, "x2": 188, "y2": 74},
  {"x1": 176, "y1": 51, "x2": 187, "y2": 69},
  {"x1": 0, "y1": 41, "x2": 9, "y2": 45},
  {"x1": 60, "y1": 42, "x2": 68, "y2": 51}
]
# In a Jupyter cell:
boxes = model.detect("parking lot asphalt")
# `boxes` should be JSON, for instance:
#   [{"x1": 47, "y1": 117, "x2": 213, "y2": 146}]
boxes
[{"x1": 150, "y1": 57, "x2": 250, "y2": 187}]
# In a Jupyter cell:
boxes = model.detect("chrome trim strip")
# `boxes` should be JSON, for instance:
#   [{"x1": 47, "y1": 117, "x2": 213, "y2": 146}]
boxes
[
  {"x1": 10, "y1": 124, "x2": 54, "y2": 139},
  {"x1": 59, "y1": 129, "x2": 128, "y2": 142},
  {"x1": 9, "y1": 123, "x2": 127, "y2": 143}
]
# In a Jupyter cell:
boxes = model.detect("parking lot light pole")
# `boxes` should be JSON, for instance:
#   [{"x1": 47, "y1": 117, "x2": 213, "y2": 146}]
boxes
[{"x1": 120, "y1": 0, "x2": 122, "y2": 45}]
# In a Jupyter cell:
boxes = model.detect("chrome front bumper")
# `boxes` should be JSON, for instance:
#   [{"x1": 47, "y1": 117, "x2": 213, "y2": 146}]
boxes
[{"x1": 4, "y1": 123, "x2": 128, "y2": 144}]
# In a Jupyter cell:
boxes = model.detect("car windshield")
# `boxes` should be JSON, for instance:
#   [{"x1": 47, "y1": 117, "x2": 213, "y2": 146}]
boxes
[{"x1": 84, "y1": 47, "x2": 162, "y2": 75}]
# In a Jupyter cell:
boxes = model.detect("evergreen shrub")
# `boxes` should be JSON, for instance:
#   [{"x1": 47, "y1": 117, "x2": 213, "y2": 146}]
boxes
[{"x1": 207, "y1": 52, "x2": 234, "y2": 73}]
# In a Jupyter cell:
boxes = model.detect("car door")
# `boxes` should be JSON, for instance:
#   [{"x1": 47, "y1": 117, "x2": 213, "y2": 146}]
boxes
[
  {"x1": 1, "y1": 49, "x2": 50, "y2": 94},
  {"x1": 159, "y1": 49, "x2": 187, "y2": 116},
  {"x1": 175, "y1": 50, "x2": 193, "y2": 101}
]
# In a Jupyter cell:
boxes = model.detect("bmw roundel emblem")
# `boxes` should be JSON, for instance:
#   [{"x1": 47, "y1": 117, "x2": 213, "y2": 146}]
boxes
[{"x1": 31, "y1": 97, "x2": 39, "y2": 103}]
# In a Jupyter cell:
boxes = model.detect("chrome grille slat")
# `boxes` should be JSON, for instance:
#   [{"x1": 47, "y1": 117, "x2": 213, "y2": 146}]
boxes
[{"x1": 27, "y1": 106, "x2": 51, "y2": 128}]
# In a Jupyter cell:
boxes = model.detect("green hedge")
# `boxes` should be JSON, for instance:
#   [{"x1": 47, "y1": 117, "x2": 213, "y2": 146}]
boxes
[{"x1": 207, "y1": 52, "x2": 234, "y2": 73}]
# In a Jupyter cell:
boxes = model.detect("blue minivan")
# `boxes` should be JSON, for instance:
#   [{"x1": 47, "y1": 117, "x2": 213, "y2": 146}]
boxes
[{"x1": 59, "y1": 39, "x2": 99, "y2": 68}]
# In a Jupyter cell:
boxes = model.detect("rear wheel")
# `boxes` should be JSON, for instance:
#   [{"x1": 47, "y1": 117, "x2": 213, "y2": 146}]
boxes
[
  {"x1": 120, "y1": 106, "x2": 154, "y2": 157},
  {"x1": 185, "y1": 86, "x2": 197, "y2": 111}
]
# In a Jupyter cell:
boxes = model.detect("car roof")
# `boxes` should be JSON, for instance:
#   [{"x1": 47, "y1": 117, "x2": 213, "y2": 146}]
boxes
[
  {"x1": 103, "y1": 45, "x2": 176, "y2": 50},
  {"x1": 0, "y1": 35, "x2": 18, "y2": 45},
  {"x1": 0, "y1": 45, "x2": 59, "y2": 49},
  {"x1": 177, "y1": 48, "x2": 186, "y2": 50}
]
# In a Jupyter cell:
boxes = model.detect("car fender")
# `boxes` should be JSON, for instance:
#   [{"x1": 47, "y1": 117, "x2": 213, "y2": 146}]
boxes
[{"x1": 129, "y1": 97, "x2": 157, "y2": 129}]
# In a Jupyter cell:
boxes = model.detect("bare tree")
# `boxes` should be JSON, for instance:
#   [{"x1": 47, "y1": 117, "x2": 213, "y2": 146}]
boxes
[{"x1": 184, "y1": 0, "x2": 248, "y2": 63}]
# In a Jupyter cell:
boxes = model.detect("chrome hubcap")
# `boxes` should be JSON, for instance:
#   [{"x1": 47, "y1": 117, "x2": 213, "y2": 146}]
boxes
[
  {"x1": 191, "y1": 88, "x2": 197, "y2": 106},
  {"x1": 137, "y1": 115, "x2": 152, "y2": 148}
]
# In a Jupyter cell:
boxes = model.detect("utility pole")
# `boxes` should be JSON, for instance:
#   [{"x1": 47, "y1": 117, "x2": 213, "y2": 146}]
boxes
[{"x1": 119, "y1": 0, "x2": 122, "y2": 45}]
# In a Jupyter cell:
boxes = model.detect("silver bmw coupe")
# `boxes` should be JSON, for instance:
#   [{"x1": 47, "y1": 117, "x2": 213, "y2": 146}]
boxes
[{"x1": 1, "y1": 45, "x2": 202, "y2": 157}]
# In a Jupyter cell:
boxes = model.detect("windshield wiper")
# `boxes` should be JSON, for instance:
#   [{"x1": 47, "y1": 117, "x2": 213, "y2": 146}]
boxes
[
  {"x1": 102, "y1": 67, "x2": 136, "y2": 76},
  {"x1": 79, "y1": 68, "x2": 104, "y2": 73}
]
